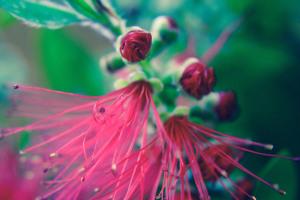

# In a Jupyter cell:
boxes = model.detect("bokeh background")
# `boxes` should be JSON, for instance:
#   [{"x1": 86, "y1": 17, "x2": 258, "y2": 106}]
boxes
[{"x1": 0, "y1": 0, "x2": 299, "y2": 199}]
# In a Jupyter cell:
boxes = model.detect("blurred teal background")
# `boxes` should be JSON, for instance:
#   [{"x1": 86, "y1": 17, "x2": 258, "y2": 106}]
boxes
[{"x1": 0, "y1": 0, "x2": 299, "y2": 199}]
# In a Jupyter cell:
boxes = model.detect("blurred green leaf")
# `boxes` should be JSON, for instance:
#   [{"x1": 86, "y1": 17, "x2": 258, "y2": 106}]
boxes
[
  {"x1": 18, "y1": 131, "x2": 30, "y2": 150},
  {"x1": 0, "y1": 40, "x2": 28, "y2": 85},
  {"x1": 39, "y1": 29, "x2": 107, "y2": 95},
  {"x1": 66, "y1": 0, "x2": 122, "y2": 36},
  {"x1": 0, "y1": 0, "x2": 84, "y2": 28},
  {"x1": 254, "y1": 150, "x2": 298, "y2": 200},
  {"x1": 0, "y1": 8, "x2": 15, "y2": 27},
  {"x1": 226, "y1": 0, "x2": 252, "y2": 13}
]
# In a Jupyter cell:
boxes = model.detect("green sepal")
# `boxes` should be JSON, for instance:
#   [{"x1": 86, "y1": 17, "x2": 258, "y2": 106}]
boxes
[
  {"x1": 100, "y1": 52, "x2": 125, "y2": 73},
  {"x1": 159, "y1": 75, "x2": 180, "y2": 109}
]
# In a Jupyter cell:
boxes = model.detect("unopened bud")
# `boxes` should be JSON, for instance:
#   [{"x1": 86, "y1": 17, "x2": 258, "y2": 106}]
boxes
[
  {"x1": 150, "y1": 16, "x2": 179, "y2": 58},
  {"x1": 214, "y1": 91, "x2": 238, "y2": 121},
  {"x1": 152, "y1": 16, "x2": 178, "y2": 44},
  {"x1": 117, "y1": 28, "x2": 152, "y2": 62},
  {"x1": 190, "y1": 91, "x2": 239, "y2": 122},
  {"x1": 100, "y1": 52, "x2": 125, "y2": 73},
  {"x1": 179, "y1": 58, "x2": 216, "y2": 99}
]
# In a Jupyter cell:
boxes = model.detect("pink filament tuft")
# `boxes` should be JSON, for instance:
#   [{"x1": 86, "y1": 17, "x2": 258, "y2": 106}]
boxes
[
  {"x1": 157, "y1": 116, "x2": 295, "y2": 200},
  {"x1": 1, "y1": 81, "x2": 165, "y2": 199}
]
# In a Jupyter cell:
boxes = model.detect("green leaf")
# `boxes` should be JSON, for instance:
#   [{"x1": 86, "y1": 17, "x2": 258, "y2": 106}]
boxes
[
  {"x1": 39, "y1": 29, "x2": 108, "y2": 95},
  {"x1": 0, "y1": 8, "x2": 16, "y2": 27},
  {"x1": 66, "y1": 0, "x2": 122, "y2": 36},
  {"x1": 0, "y1": 0, "x2": 84, "y2": 28},
  {"x1": 254, "y1": 150, "x2": 298, "y2": 200}
]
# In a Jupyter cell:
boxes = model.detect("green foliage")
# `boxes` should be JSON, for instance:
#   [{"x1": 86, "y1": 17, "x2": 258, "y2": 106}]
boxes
[
  {"x1": 39, "y1": 30, "x2": 107, "y2": 95},
  {"x1": 0, "y1": 9, "x2": 15, "y2": 27},
  {"x1": 0, "y1": 0, "x2": 84, "y2": 28},
  {"x1": 66, "y1": 0, "x2": 122, "y2": 36}
]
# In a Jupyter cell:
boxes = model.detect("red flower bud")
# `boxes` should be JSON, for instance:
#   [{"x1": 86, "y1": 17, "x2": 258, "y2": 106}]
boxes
[
  {"x1": 215, "y1": 91, "x2": 238, "y2": 121},
  {"x1": 180, "y1": 59, "x2": 216, "y2": 99},
  {"x1": 199, "y1": 144, "x2": 242, "y2": 181},
  {"x1": 119, "y1": 29, "x2": 152, "y2": 62}
]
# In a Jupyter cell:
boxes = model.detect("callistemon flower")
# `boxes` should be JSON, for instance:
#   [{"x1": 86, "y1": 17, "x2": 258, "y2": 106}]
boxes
[
  {"x1": 0, "y1": 145, "x2": 41, "y2": 200},
  {"x1": 1, "y1": 81, "x2": 163, "y2": 199},
  {"x1": 89, "y1": 140, "x2": 164, "y2": 199},
  {"x1": 180, "y1": 58, "x2": 216, "y2": 99},
  {"x1": 119, "y1": 29, "x2": 152, "y2": 62},
  {"x1": 159, "y1": 115, "x2": 299, "y2": 200}
]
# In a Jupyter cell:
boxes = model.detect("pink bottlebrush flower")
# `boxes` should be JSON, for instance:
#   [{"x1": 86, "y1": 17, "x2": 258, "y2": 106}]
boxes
[
  {"x1": 89, "y1": 140, "x2": 164, "y2": 200},
  {"x1": 119, "y1": 29, "x2": 152, "y2": 62},
  {"x1": 0, "y1": 145, "x2": 41, "y2": 200},
  {"x1": 156, "y1": 115, "x2": 299, "y2": 200},
  {"x1": 180, "y1": 58, "x2": 216, "y2": 99},
  {"x1": 1, "y1": 81, "x2": 163, "y2": 199}
]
